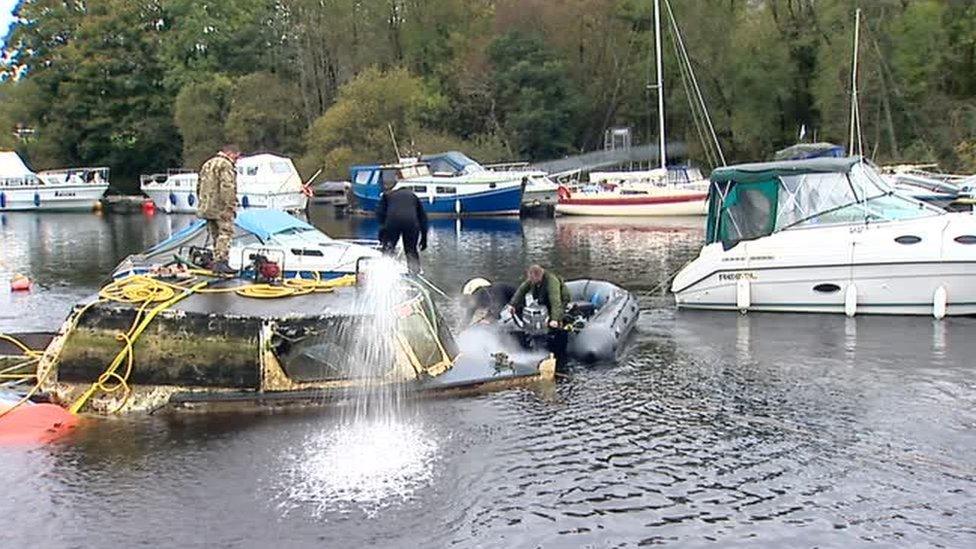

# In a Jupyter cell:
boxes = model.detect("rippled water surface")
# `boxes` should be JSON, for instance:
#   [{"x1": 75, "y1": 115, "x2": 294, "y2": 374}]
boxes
[{"x1": 1, "y1": 208, "x2": 975, "y2": 547}]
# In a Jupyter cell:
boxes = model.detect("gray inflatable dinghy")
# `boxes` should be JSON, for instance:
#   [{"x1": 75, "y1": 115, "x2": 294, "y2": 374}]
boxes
[
  {"x1": 499, "y1": 279, "x2": 639, "y2": 363},
  {"x1": 563, "y1": 280, "x2": 640, "y2": 362}
]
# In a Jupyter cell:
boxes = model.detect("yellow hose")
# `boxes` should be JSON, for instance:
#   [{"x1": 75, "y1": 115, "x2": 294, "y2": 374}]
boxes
[{"x1": 0, "y1": 333, "x2": 44, "y2": 359}]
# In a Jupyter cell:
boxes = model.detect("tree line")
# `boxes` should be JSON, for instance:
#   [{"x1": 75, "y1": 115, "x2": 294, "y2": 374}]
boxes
[{"x1": 1, "y1": 0, "x2": 974, "y2": 192}]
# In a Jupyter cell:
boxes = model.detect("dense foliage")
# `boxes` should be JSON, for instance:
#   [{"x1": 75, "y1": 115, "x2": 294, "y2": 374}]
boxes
[{"x1": 1, "y1": 0, "x2": 975, "y2": 191}]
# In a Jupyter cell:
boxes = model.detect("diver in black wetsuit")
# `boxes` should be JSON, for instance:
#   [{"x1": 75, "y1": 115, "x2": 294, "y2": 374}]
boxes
[{"x1": 376, "y1": 183, "x2": 429, "y2": 273}]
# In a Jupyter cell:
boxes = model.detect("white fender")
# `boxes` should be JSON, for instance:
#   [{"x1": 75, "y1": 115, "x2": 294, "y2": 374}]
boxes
[
  {"x1": 845, "y1": 284, "x2": 857, "y2": 317},
  {"x1": 736, "y1": 278, "x2": 750, "y2": 313},
  {"x1": 455, "y1": 199, "x2": 461, "y2": 214},
  {"x1": 933, "y1": 285, "x2": 948, "y2": 320}
]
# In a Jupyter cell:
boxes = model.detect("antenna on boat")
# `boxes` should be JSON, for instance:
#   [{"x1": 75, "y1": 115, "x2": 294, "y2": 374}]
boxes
[
  {"x1": 848, "y1": 8, "x2": 864, "y2": 160},
  {"x1": 388, "y1": 123, "x2": 402, "y2": 161},
  {"x1": 653, "y1": 0, "x2": 667, "y2": 171}
]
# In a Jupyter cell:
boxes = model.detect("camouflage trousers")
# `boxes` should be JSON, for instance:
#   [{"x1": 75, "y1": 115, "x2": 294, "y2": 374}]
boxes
[{"x1": 206, "y1": 214, "x2": 235, "y2": 263}]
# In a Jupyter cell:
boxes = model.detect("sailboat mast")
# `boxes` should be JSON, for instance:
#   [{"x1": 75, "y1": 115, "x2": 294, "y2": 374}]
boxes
[
  {"x1": 653, "y1": 0, "x2": 666, "y2": 170},
  {"x1": 848, "y1": 8, "x2": 862, "y2": 157}
]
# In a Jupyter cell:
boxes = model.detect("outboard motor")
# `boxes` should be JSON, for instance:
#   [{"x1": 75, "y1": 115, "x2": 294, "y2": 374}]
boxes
[{"x1": 520, "y1": 303, "x2": 549, "y2": 337}]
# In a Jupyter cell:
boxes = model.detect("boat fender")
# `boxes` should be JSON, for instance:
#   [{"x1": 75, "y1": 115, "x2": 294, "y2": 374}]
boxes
[
  {"x1": 169, "y1": 192, "x2": 177, "y2": 206},
  {"x1": 557, "y1": 186, "x2": 571, "y2": 200},
  {"x1": 33, "y1": 193, "x2": 40, "y2": 207},
  {"x1": 933, "y1": 286, "x2": 948, "y2": 320},
  {"x1": 455, "y1": 199, "x2": 461, "y2": 214},
  {"x1": 188, "y1": 194, "x2": 196, "y2": 207},
  {"x1": 10, "y1": 274, "x2": 31, "y2": 292},
  {"x1": 844, "y1": 284, "x2": 858, "y2": 317},
  {"x1": 0, "y1": 192, "x2": 5, "y2": 208},
  {"x1": 736, "y1": 278, "x2": 750, "y2": 313},
  {"x1": 242, "y1": 195, "x2": 250, "y2": 209},
  {"x1": 141, "y1": 200, "x2": 156, "y2": 215}
]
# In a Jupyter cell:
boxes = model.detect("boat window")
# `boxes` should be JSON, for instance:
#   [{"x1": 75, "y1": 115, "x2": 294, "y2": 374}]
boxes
[
  {"x1": 427, "y1": 157, "x2": 460, "y2": 176},
  {"x1": 270, "y1": 162, "x2": 292, "y2": 174},
  {"x1": 411, "y1": 186, "x2": 428, "y2": 194},
  {"x1": 398, "y1": 165, "x2": 430, "y2": 179},
  {"x1": 354, "y1": 170, "x2": 373, "y2": 185},
  {"x1": 435, "y1": 186, "x2": 457, "y2": 194},
  {"x1": 714, "y1": 181, "x2": 778, "y2": 247}
]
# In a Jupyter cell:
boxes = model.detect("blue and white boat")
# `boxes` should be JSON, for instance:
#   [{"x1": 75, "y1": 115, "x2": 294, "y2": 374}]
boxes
[
  {"x1": 350, "y1": 159, "x2": 524, "y2": 216},
  {"x1": 112, "y1": 209, "x2": 381, "y2": 279}
]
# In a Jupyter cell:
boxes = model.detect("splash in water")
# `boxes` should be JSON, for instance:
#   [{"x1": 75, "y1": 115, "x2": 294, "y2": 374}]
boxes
[{"x1": 281, "y1": 256, "x2": 439, "y2": 515}]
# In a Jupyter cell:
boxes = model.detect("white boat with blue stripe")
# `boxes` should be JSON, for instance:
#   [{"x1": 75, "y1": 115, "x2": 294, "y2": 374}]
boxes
[{"x1": 350, "y1": 159, "x2": 523, "y2": 217}]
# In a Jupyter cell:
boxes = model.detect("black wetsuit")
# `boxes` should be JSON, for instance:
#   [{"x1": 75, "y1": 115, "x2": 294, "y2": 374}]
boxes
[
  {"x1": 377, "y1": 188, "x2": 429, "y2": 273},
  {"x1": 463, "y1": 283, "x2": 517, "y2": 324}
]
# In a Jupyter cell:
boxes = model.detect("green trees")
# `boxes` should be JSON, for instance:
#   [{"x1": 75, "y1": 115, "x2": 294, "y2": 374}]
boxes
[
  {"x1": 2, "y1": 0, "x2": 976, "y2": 190},
  {"x1": 487, "y1": 32, "x2": 581, "y2": 160}
]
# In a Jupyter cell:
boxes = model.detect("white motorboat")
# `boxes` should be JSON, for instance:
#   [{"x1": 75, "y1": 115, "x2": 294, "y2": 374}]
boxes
[
  {"x1": 113, "y1": 209, "x2": 381, "y2": 279},
  {"x1": 0, "y1": 151, "x2": 109, "y2": 211},
  {"x1": 556, "y1": 167, "x2": 710, "y2": 216},
  {"x1": 671, "y1": 157, "x2": 976, "y2": 317},
  {"x1": 141, "y1": 153, "x2": 309, "y2": 214}
]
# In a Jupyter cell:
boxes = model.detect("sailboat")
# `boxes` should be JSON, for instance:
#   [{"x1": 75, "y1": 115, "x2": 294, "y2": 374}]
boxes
[{"x1": 556, "y1": 0, "x2": 716, "y2": 217}]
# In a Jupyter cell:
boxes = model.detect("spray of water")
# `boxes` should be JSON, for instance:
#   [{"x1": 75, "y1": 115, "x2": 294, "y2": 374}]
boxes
[{"x1": 280, "y1": 256, "x2": 439, "y2": 515}]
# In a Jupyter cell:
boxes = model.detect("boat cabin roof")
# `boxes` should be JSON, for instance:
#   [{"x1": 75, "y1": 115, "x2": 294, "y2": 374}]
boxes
[
  {"x1": 706, "y1": 156, "x2": 942, "y2": 249},
  {"x1": 710, "y1": 156, "x2": 861, "y2": 184}
]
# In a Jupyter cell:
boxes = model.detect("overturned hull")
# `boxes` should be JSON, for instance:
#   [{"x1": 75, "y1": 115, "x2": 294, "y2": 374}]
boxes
[{"x1": 40, "y1": 276, "x2": 554, "y2": 415}]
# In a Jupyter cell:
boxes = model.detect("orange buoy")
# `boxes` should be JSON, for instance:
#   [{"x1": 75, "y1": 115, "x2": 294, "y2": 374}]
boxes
[
  {"x1": 142, "y1": 199, "x2": 156, "y2": 215},
  {"x1": 10, "y1": 274, "x2": 31, "y2": 292},
  {"x1": 0, "y1": 403, "x2": 79, "y2": 445}
]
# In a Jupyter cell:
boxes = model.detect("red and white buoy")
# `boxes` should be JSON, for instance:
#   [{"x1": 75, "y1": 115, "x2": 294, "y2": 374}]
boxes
[{"x1": 10, "y1": 274, "x2": 31, "y2": 292}]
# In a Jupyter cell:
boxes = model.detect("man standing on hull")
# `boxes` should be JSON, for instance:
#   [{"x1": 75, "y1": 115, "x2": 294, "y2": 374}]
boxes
[
  {"x1": 197, "y1": 144, "x2": 241, "y2": 274},
  {"x1": 376, "y1": 182, "x2": 429, "y2": 273}
]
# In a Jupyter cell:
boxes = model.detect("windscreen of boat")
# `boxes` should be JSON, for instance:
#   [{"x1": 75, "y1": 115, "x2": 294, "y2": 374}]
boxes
[
  {"x1": 775, "y1": 163, "x2": 940, "y2": 230},
  {"x1": 708, "y1": 163, "x2": 941, "y2": 249}
]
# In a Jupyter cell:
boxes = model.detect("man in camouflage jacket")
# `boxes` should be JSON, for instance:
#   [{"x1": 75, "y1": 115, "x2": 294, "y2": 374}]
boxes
[{"x1": 197, "y1": 145, "x2": 240, "y2": 272}]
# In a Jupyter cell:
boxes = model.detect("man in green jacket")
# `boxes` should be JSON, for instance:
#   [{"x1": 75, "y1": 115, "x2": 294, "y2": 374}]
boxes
[{"x1": 507, "y1": 264, "x2": 572, "y2": 369}]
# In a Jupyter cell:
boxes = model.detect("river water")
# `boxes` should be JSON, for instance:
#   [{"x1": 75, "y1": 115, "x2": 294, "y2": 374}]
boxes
[{"x1": 1, "y1": 207, "x2": 975, "y2": 547}]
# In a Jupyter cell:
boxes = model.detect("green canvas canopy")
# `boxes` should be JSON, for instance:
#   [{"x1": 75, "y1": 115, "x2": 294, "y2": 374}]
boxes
[
  {"x1": 704, "y1": 156, "x2": 935, "y2": 249},
  {"x1": 709, "y1": 156, "x2": 861, "y2": 185}
]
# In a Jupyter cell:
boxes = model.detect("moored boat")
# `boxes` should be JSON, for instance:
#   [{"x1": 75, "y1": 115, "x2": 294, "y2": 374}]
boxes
[
  {"x1": 350, "y1": 160, "x2": 524, "y2": 217},
  {"x1": 1, "y1": 151, "x2": 109, "y2": 212},
  {"x1": 556, "y1": 166, "x2": 709, "y2": 216},
  {"x1": 141, "y1": 153, "x2": 309, "y2": 214},
  {"x1": 672, "y1": 156, "x2": 976, "y2": 317}
]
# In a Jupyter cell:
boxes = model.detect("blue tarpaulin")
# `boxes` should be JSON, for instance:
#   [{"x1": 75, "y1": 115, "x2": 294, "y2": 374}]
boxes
[{"x1": 144, "y1": 210, "x2": 312, "y2": 255}]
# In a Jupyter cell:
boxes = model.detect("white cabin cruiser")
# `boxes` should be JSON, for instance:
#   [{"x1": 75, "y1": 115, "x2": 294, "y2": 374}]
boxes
[
  {"x1": 113, "y1": 209, "x2": 380, "y2": 279},
  {"x1": 141, "y1": 153, "x2": 308, "y2": 214},
  {"x1": 672, "y1": 157, "x2": 976, "y2": 317},
  {"x1": 0, "y1": 151, "x2": 109, "y2": 211}
]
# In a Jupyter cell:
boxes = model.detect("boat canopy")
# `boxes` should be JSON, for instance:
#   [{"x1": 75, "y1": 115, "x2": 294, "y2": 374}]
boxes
[
  {"x1": 772, "y1": 142, "x2": 845, "y2": 161},
  {"x1": 144, "y1": 210, "x2": 319, "y2": 257},
  {"x1": 421, "y1": 151, "x2": 484, "y2": 176},
  {"x1": 706, "y1": 157, "x2": 941, "y2": 249}
]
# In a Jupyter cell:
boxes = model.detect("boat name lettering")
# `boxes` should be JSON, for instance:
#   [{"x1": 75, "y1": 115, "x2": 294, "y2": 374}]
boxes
[
  {"x1": 54, "y1": 191, "x2": 77, "y2": 197},
  {"x1": 718, "y1": 272, "x2": 758, "y2": 281}
]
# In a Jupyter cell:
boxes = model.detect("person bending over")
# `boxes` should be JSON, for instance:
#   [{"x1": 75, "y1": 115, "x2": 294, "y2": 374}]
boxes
[
  {"x1": 461, "y1": 278, "x2": 517, "y2": 325},
  {"x1": 507, "y1": 264, "x2": 572, "y2": 369}
]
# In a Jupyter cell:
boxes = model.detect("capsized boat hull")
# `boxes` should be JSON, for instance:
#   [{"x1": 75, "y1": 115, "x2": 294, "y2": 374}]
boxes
[{"x1": 672, "y1": 214, "x2": 976, "y2": 316}]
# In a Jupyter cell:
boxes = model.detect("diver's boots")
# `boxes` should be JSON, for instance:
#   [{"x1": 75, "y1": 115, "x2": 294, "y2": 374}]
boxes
[{"x1": 210, "y1": 261, "x2": 238, "y2": 276}]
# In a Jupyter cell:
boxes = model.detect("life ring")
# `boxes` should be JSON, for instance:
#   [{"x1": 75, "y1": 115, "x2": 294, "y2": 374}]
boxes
[
  {"x1": 557, "y1": 185, "x2": 571, "y2": 201},
  {"x1": 188, "y1": 194, "x2": 196, "y2": 206},
  {"x1": 33, "y1": 193, "x2": 41, "y2": 207},
  {"x1": 241, "y1": 195, "x2": 250, "y2": 208},
  {"x1": 169, "y1": 192, "x2": 177, "y2": 205}
]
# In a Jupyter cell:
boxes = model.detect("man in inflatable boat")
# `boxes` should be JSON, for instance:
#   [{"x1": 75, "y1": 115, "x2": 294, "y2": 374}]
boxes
[
  {"x1": 508, "y1": 265, "x2": 572, "y2": 369},
  {"x1": 461, "y1": 268, "x2": 640, "y2": 366}
]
